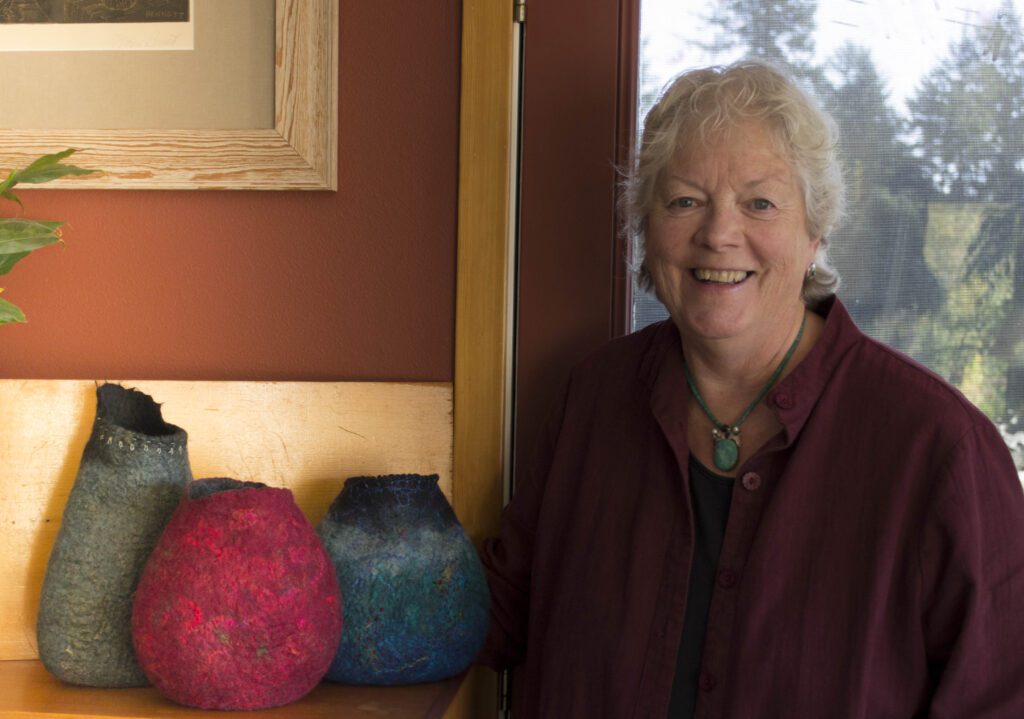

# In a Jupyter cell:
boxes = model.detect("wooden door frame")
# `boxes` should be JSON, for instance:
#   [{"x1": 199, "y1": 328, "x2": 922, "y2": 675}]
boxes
[
  {"x1": 450, "y1": 2, "x2": 640, "y2": 715},
  {"x1": 452, "y1": 0, "x2": 645, "y2": 563},
  {"x1": 453, "y1": 2, "x2": 516, "y2": 550},
  {"x1": 448, "y1": 0, "x2": 518, "y2": 715}
]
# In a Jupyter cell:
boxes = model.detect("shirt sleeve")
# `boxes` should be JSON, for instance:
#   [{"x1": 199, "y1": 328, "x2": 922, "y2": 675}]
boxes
[
  {"x1": 474, "y1": 379, "x2": 571, "y2": 670},
  {"x1": 920, "y1": 420, "x2": 1024, "y2": 718}
]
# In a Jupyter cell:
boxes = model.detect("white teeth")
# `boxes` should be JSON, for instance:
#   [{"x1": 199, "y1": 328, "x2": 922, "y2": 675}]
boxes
[{"x1": 694, "y1": 269, "x2": 748, "y2": 284}]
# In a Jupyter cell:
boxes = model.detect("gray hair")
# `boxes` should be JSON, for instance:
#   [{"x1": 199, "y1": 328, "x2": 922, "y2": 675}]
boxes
[{"x1": 623, "y1": 59, "x2": 845, "y2": 303}]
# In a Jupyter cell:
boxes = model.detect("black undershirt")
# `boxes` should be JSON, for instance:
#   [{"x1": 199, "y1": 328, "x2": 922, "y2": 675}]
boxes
[{"x1": 667, "y1": 455, "x2": 735, "y2": 718}]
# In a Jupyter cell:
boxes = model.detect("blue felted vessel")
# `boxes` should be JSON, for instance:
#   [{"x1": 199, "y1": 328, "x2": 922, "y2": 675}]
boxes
[{"x1": 316, "y1": 474, "x2": 490, "y2": 684}]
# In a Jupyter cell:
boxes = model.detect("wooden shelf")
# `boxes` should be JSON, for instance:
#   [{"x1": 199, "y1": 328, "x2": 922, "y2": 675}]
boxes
[{"x1": 0, "y1": 661, "x2": 462, "y2": 719}]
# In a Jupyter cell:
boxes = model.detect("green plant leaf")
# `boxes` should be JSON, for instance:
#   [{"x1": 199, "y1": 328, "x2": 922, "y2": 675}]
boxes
[
  {"x1": 0, "y1": 171, "x2": 18, "y2": 199},
  {"x1": 21, "y1": 147, "x2": 78, "y2": 168},
  {"x1": 16, "y1": 148, "x2": 78, "y2": 177},
  {"x1": 0, "y1": 296, "x2": 26, "y2": 324},
  {"x1": 14, "y1": 163, "x2": 96, "y2": 185},
  {"x1": 1, "y1": 149, "x2": 97, "y2": 190},
  {"x1": 0, "y1": 219, "x2": 63, "y2": 255},
  {"x1": 0, "y1": 251, "x2": 30, "y2": 276},
  {"x1": 0, "y1": 149, "x2": 96, "y2": 330}
]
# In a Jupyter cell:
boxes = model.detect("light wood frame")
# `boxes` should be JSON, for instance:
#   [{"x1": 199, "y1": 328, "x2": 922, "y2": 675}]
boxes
[{"x1": 0, "y1": 0, "x2": 339, "y2": 191}]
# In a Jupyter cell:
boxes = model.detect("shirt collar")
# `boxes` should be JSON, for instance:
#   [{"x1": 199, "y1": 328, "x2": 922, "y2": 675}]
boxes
[
  {"x1": 642, "y1": 296, "x2": 863, "y2": 450},
  {"x1": 766, "y1": 296, "x2": 861, "y2": 445}
]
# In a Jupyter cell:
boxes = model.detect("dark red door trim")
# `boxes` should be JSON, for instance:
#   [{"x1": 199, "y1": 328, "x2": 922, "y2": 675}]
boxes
[{"x1": 513, "y1": 0, "x2": 641, "y2": 480}]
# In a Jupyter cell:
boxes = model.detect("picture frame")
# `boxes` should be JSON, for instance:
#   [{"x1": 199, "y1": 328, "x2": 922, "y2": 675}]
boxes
[{"x1": 0, "y1": 0, "x2": 339, "y2": 191}]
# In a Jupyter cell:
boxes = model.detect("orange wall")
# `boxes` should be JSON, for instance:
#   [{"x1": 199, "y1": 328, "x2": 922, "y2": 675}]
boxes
[{"x1": 0, "y1": 1, "x2": 460, "y2": 382}]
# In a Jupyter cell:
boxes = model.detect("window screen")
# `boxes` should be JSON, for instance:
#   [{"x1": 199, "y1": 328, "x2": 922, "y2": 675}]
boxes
[{"x1": 634, "y1": 0, "x2": 1024, "y2": 482}]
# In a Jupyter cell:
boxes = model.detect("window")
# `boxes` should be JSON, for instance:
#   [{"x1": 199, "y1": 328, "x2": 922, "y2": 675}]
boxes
[{"x1": 634, "y1": 0, "x2": 1024, "y2": 482}]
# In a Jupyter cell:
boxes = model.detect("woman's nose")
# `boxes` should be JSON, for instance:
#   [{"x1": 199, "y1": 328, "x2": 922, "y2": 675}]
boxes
[{"x1": 696, "y1": 204, "x2": 741, "y2": 249}]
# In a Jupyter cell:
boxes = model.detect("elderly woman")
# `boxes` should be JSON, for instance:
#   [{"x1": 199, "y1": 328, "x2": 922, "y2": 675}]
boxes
[{"x1": 476, "y1": 60, "x2": 1024, "y2": 718}]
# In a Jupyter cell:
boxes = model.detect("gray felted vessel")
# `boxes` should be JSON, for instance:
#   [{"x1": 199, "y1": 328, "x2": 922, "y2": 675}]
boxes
[{"x1": 37, "y1": 383, "x2": 192, "y2": 687}]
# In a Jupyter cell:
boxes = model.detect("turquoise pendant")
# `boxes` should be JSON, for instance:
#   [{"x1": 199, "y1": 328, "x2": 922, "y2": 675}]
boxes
[{"x1": 713, "y1": 437, "x2": 739, "y2": 471}]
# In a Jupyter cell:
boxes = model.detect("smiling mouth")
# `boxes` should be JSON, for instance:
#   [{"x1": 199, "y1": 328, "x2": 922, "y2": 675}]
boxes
[{"x1": 692, "y1": 269, "x2": 752, "y2": 284}]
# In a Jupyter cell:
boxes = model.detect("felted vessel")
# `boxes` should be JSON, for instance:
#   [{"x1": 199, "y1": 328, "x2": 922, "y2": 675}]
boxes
[
  {"x1": 131, "y1": 478, "x2": 342, "y2": 710},
  {"x1": 36, "y1": 383, "x2": 191, "y2": 687},
  {"x1": 317, "y1": 474, "x2": 490, "y2": 684}
]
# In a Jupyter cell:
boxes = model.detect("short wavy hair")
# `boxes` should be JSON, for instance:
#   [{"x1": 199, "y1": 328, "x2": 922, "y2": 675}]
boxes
[{"x1": 623, "y1": 60, "x2": 845, "y2": 303}]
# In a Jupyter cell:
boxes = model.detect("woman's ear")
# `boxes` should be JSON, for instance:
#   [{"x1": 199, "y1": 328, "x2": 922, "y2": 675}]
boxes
[{"x1": 808, "y1": 236, "x2": 822, "y2": 260}]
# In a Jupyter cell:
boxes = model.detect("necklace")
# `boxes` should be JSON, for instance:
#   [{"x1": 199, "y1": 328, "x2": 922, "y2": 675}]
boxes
[{"x1": 684, "y1": 314, "x2": 806, "y2": 472}]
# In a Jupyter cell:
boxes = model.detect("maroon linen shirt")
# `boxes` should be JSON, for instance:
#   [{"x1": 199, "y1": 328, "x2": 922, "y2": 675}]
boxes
[{"x1": 478, "y1": 298, "x2": 1024, "y2": 718}]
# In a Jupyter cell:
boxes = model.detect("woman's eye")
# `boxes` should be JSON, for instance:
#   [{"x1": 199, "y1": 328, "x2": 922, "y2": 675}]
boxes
[
  {"x1": 751, "y1": 198, "x2": 774, "y2": 211},
  {"x1": 668, "y1": 197, "x2": 696, "y2": 210}
]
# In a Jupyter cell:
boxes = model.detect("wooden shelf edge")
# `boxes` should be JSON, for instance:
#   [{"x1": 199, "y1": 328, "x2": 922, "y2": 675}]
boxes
[{"x1": 0, "y1": 660, "x2": 464, "y2": 719}]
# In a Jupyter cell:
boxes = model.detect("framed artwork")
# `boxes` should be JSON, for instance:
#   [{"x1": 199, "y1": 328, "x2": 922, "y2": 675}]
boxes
[{"x1": 0, "y1": 0, "x2": 338, "y2": 190}]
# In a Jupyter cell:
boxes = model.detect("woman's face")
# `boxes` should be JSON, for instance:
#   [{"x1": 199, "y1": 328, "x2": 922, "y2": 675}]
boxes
[{"x1": 645, "y1": 120, "x2": 820, "y2": 345}]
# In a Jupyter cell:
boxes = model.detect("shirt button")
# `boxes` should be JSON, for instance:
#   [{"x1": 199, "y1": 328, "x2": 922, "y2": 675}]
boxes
[
  {"x1": 774, "y1": 391, "x2": 793, "y2": 409},
  {"x1": 717, "y1": 568, "x2": 738, "y2": 588},
  {"x1": 698, "y1": 670, "x2": 717, "y2": 692},
  {"x1": 741, "y1": 472, "x2": 762, "y2": 491}
]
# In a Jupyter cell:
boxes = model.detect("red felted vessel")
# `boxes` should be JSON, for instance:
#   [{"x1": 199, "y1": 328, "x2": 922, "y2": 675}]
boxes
[{"x1": 131, "y1": 478, "x2": 342, "y2": 710}]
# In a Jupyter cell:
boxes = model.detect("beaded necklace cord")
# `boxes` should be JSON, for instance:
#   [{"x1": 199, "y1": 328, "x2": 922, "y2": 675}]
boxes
[{"x1": 683, "y1": 314, "x2": 806, "y2": 471}]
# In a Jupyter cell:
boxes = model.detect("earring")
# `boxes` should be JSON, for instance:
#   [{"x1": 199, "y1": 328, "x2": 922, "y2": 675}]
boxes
[{"x1": 805, "y1": 262, "x2": 817, "y2": 281}]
